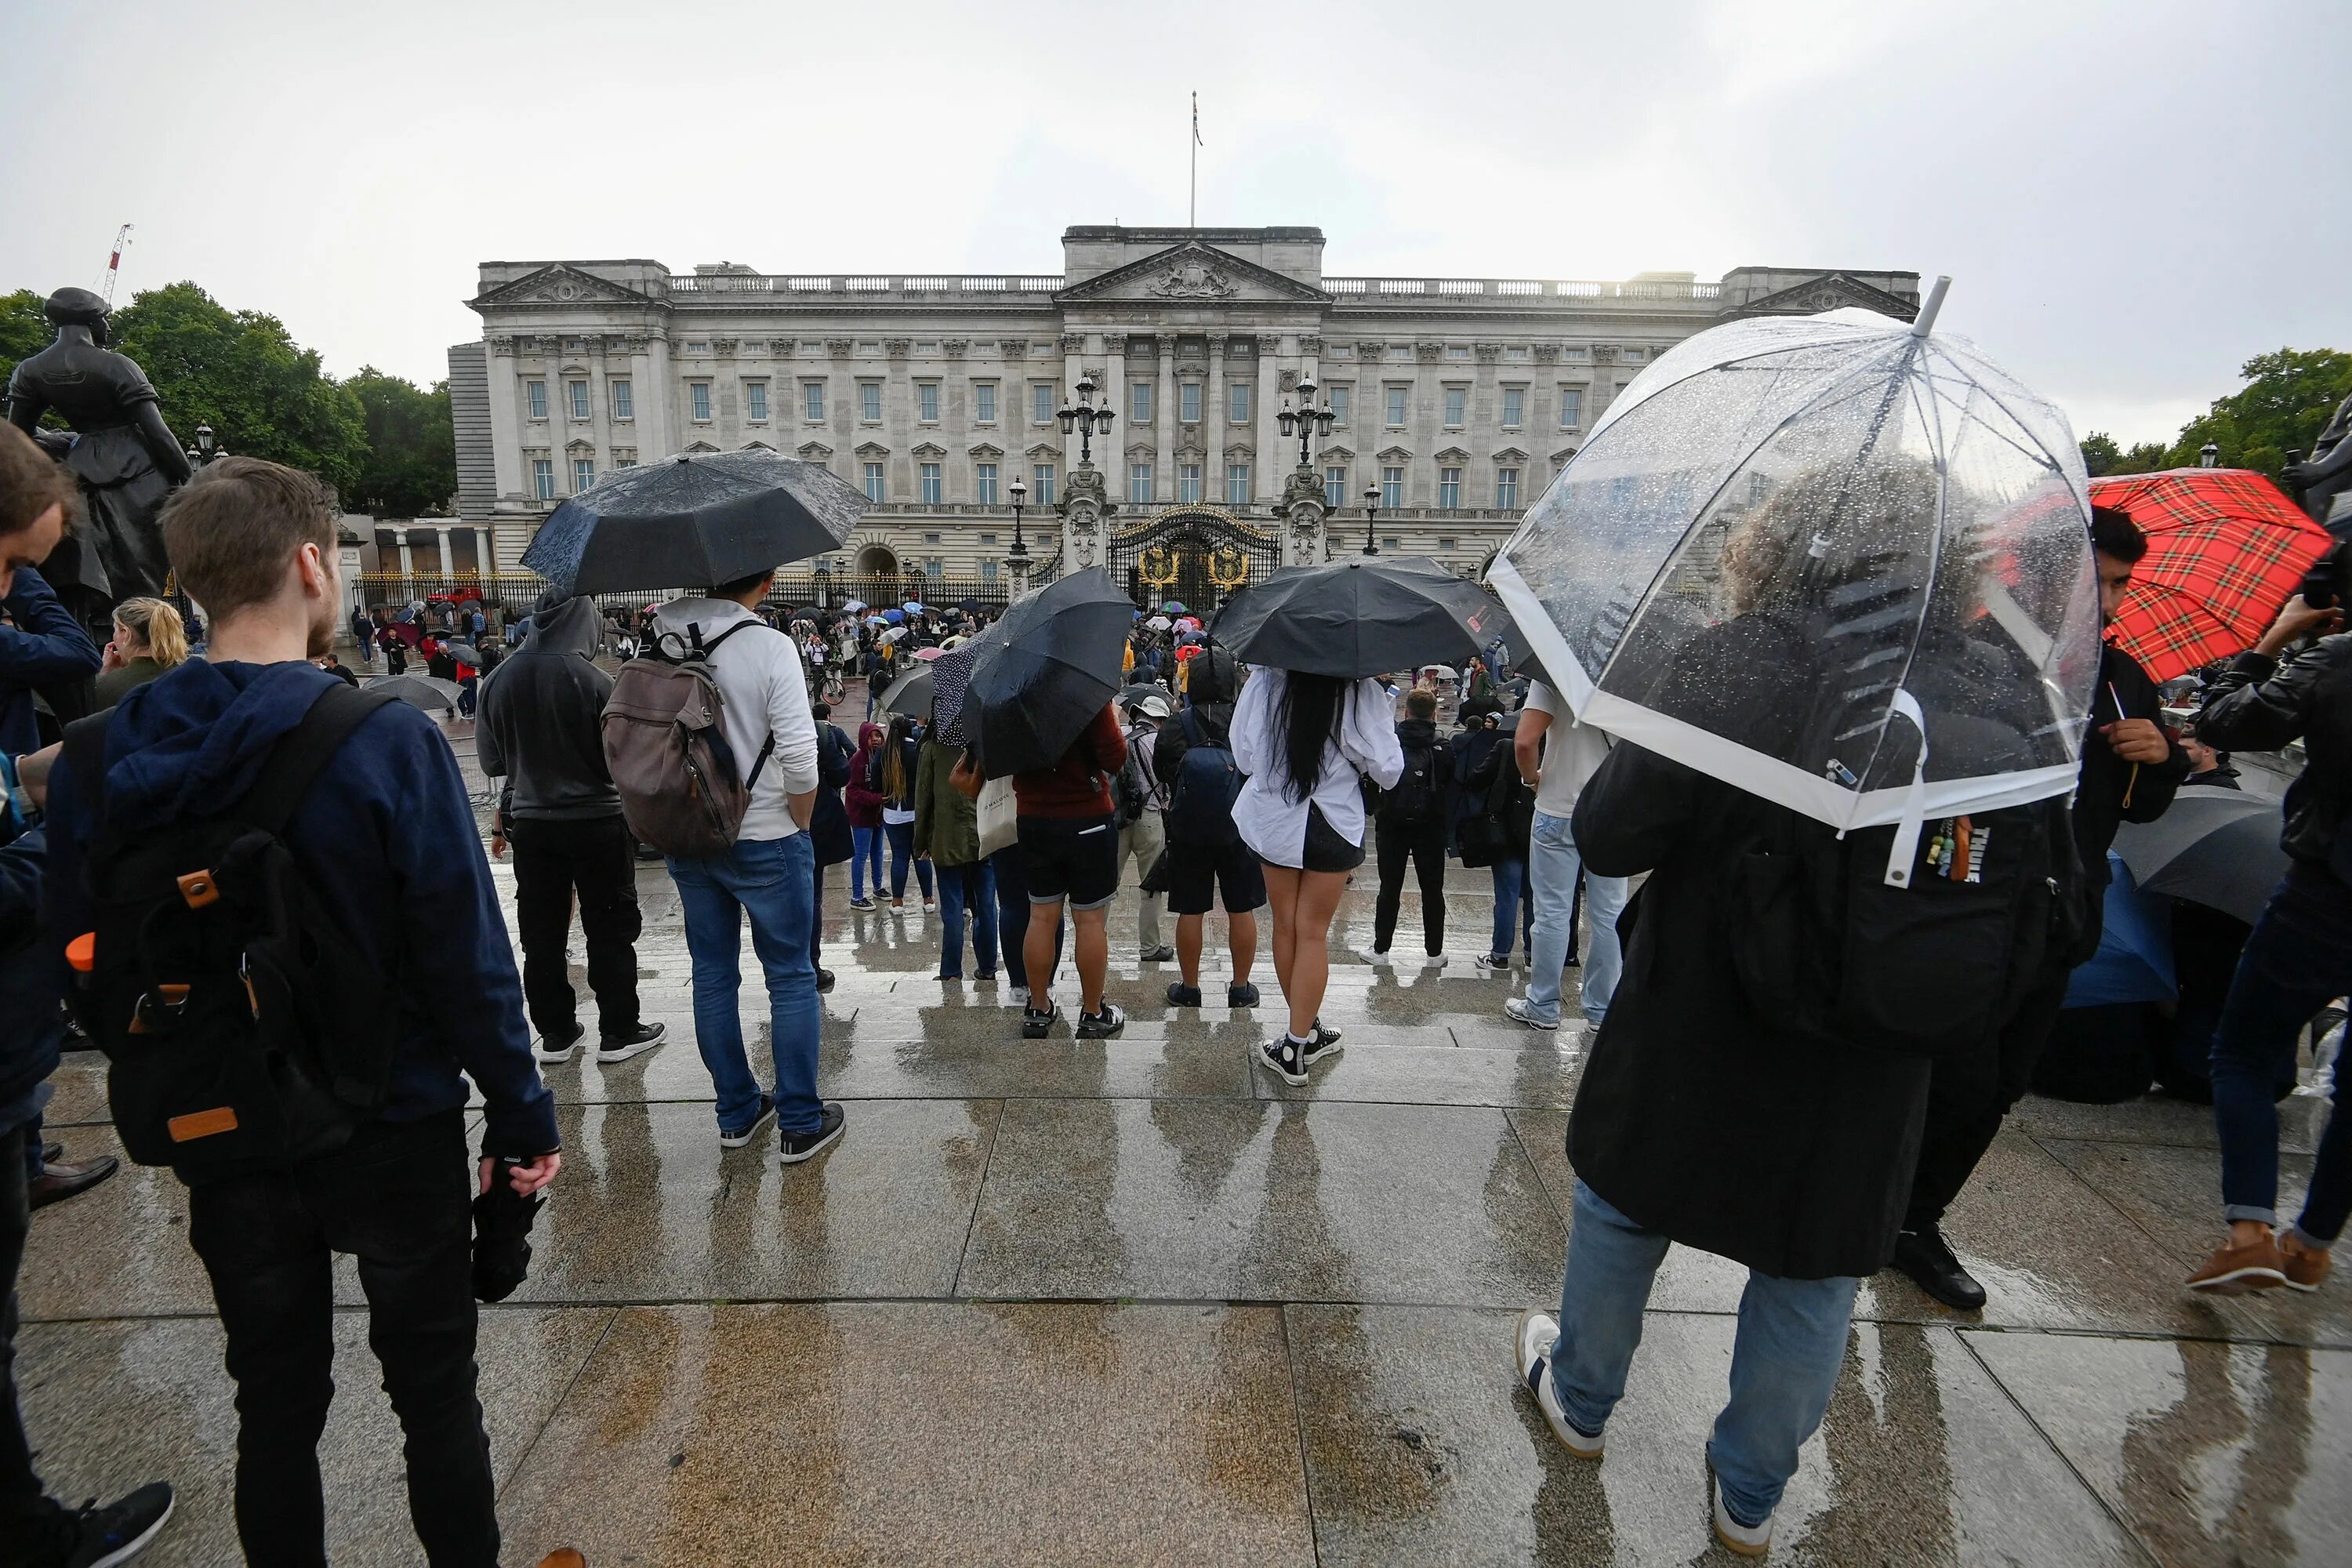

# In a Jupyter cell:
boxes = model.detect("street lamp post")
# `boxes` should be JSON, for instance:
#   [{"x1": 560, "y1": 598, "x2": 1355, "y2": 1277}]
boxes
[
  {"x1": 1276, "y1": 376, "x2": 1336, "y2": 472},
  {"x1": 194, "y1": 423, "x2": 217, "y2": 466},
  {"x1": 1058, "y1": 375, "x2": 1115, "y2": 466},
  {"x1": 1361, "y1": 484, "x2": 1382, "y2": 557},
  {"x1": 2200, "y1": 440, "x2": 2221, "y2": 468}
]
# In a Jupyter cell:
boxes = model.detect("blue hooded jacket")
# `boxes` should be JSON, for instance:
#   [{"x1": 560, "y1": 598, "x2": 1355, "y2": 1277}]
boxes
[{"x1": 42, "y1": 657, "x2": 558, "y2": 1157}]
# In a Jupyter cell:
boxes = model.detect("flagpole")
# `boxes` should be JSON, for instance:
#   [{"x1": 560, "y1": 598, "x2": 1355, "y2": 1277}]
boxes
[{"x1": 1189, "y1": 92, "x2": 1197, "y2": 227}]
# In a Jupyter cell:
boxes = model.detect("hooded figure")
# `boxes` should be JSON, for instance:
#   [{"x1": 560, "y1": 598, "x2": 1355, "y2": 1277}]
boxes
[{"x1": 476, "y1": 591, "x2": 620, "y2": 825}]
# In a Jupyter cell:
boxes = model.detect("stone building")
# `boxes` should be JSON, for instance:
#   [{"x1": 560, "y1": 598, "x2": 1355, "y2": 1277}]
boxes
[{"x1": 448, "y1": 226, "x2": 1917, "y2": 605}]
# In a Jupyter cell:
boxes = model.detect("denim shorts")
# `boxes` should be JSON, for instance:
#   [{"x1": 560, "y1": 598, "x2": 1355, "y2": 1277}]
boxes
[{"x1": 1018, "y1": 812, "x2": 1122, "y2": 910}]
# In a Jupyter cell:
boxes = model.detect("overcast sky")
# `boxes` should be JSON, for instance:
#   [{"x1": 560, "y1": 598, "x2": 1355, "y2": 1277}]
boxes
[{"x1": 3, "y1": 0, "x2": 2340, "y2": 447}]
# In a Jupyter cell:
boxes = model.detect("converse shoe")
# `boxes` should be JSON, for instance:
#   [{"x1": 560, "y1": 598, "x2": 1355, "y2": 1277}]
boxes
[
  {"x1": 1359, "y1": 946, "x2": 1395, "y2": 967},
  {"x1": 1076, "y1": 1001, "x2": 1127, "y2": 1039},
  {"x1": 717, "y1": 1093, "x2": 775, "y2": 1149},
  {"x1": 1166, "y1": 981, "x2": 1204, "y2": 1008},
  {"x1": 1473, "y1": 953, "x2": 1513, "y2": 975},
  {"x1": 1504, "y1": 996, "x2": 1559, "y2": 1031},
  {"x1": 1021, "y1": 1003, "x2": 1060, "y2": 1040},
  {"x1": 596, "y1": 1022, "x2": 666, "y2": 1064},
  {"x1": 848, "y1": 895, "x2": 876, "y2": 910},
  {"x1": 1513, "y1": 1308, "x2": 1603, "y2": 1458},
  {"x1": 1302, "y1": 1021, "x2": 1343, "y2": 1066},
  {"x1": 533, "y1": 1026, "x2": 586, "y2": 1064},
  {"x1": 1708, "y1": 1455, "x2": 1773, "y2": 1556},
  {"x1": 779, "y1": 1102, "x2": 847, "y2": 1165},
  {"x1": 1227, "y1": 980, "x2": 1261, "y2": 1007},
  {"x1": 1257, "y1": 1034, "x2": 1311, "y2": 1087}
]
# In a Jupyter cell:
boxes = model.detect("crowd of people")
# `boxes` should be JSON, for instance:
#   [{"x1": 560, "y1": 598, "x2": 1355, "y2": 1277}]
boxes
[{"x1": 0, "y1": 416, "x2": 2347, "y2": 1564}]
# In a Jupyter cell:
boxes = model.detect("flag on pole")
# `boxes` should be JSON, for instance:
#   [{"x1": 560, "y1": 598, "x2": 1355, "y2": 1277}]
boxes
[{"x1": 1192, "y1": 92, "x2": 1203, "y2": 146}]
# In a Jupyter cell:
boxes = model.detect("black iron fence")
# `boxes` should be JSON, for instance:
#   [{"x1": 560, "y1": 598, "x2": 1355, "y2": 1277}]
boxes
[{"x1": 351, "y1": 571, "x2": 1021, "y2": 622}]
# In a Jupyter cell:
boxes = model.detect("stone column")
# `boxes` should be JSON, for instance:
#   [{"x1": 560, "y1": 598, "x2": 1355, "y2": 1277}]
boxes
[
  {"x1": 1204, "y1": 336, "x2": 1225, "y2": 507},
  {"x1": 1256, "y1": 332, "x2": 1283, "y2": 504},
  {"x1": 642, "y1": 336, "x2": 674, "y2": 460},
  {"x1": 1155, "y1": 339, "x2": 1176, "y2": 504},
  {"x1": 485, "y1": 337, "x2": 524, "y2": 503},
  {"x1": 1102, "y1": 332, "x2": 1127, "y2": 503}
]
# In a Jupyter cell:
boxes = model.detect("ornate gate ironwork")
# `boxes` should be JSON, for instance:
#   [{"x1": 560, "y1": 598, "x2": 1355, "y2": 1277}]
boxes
[{"x1": 1105, "y1": 507, "x2": 1280, "y2": 615}]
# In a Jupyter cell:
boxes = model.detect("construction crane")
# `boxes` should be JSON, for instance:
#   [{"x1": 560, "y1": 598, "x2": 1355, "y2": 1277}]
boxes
[{"x1": 95, "y1": 223, "x2": 132, "y2": 305}]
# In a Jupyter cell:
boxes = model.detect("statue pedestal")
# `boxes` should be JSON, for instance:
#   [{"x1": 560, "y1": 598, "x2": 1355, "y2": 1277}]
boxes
[
  {"x1": 1281, "y1": 466, "x2": 1329, "y2": 565},
  {"x1": 1057, "y1": 460, "x2": 1112, "y2": 572}
]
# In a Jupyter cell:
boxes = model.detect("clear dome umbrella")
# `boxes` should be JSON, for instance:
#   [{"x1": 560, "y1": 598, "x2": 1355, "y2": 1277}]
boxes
[{"x1": 1487, "y1": 283, "x2": 2103, "y2": 884}]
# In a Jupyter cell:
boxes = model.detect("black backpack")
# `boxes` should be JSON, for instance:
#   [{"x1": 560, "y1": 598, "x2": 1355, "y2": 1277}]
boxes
[
  {"x1": 61, "y1": 684, "x2": 401, "y2": 1178},
  {"x1": 1164, "y1": 708, "x2": 1243, "y2": 846},
  {"x1": 1381, "y1": 738, "x2": 1443, "y2": 825}
]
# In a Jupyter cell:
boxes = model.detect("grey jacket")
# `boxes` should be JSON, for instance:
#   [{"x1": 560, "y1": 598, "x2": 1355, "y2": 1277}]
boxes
[{"x1": 476, "y1": 595, "x2": 621, "y2": 822}]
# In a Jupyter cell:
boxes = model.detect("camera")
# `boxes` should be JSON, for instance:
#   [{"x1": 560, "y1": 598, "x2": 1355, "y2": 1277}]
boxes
[{"x1": 2301, "y1": 539, "x2": 2350, "y2": 613}]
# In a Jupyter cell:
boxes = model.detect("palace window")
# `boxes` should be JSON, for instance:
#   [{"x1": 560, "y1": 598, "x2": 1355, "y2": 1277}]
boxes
[
  {"x1": 526, "y1": 380, "x2": 547, "y2": 420},
  {"x1": 1388, "y1": 345, "x2": 1412, "y2": 361},
  {"x1": 976, "y1": 462, "x2": 998, "y2": 505},
  {"x1": 1324, "y1": 465, "x2": 1346, "y2": 508},
  {"x1": 924, "y1": 532, "x2": 942, "y2": 545},
  {"x1": 1180, "y1": 383, "x2": 1202, "y2": 423},
  {"x1": 1506, "y1": 345, "x2": 1529, "y2": 360},
  {"x1": 610, "y1": 379, "x2": 633, "y2": 419},
  {"x1": 1443, "y1": 387, "x2": 1467, "y2": 426},
  {"x1": 1501, "y1": 387, "x2": 1524, "y2": 427},
  {"x1": 863, "y1": 463, "x2": 884, "y2": 503},
  {"x1": 981, "y1": 559, "x2": 999, "y2": 581},
  {"x1": 1128, "y1": 461, "x2": 1153, "y2": 503},
  {"x1": 1131, "y1": 383, "x2": 1152, "y2": 423},
  {"x1": 920, "y1": 463, "x2": 942, "y2": 504},
  {"x1": 918, "y1": 383, "x2": 940, "y2": 423},
  {"x1": 1497, "y1": 467, "x2": 1520, "y2": 508},
  {"x1": 1329, "y1": 386, "x2": 1350, "y2": 424},
  {"x1": 1381, "y1": 465, "x2": 1404, "y2": 509},
  {"x1": 1229, "y1": 383, "x2": 1250, "y2": 423},
  {"x1": 573, "y1": 457, "x2": 595, "y2": 492},
  {"x1": 1439, "y1": 467, "x2": 1461, "y2": 509},
  {"x1": 614, "y1": 450, "x2": 637, "y2": 468},
  {"x1": 1446, "y1": 345, "x2": 1470, "y2": 361},
  {"x1": 1033, "y1": 383, "x2": 1055, "y2": 423},
  {"x1": 1624, "y1": 347, "x2": 1645, "y2": 361},
  {"x1": 1439, "y1": 536, "x2": 1458, "y2": 550},
  {"x1": 1226, "y1": 463, "x2": 1250, "y2": 505},
  {"x1": 1561, "y1": 347, "x2": 1588, "y2": 361},
  {"x1": 1559, "y1": 387, "x2": 1583, "y2": 428},
  {"x1": 975, "y1": 383, "x2": 997, "y2": 424},
  {"x1": 1178, "y1": 462, "x2": 1203, "y2": 503},
  {"x1": 804, "y1": 381, "x2": 825, "y2": 420},
  {"x1": 860, "y1": 383, "x2": 883, "y2": 421},
  {"x1": 746, "y1": 382, "x2": 768, "y2": 422},
  {"x1": 532, "y1": 459, "x2": 554, "y2": 499},
  {"x1": 568, "y1": 380, "x2": 589, "y2": 421},
  {"x1": 1033, "y1": 463, "x2": 1056, "y2": 506},
  {"x1": 688, "y1": 383, "x2": 712, "y2": 422},
  {"x1": 979, "y1": 533, "x2": 997, "y2": 545},
  {"x1": 1385, "y1": 387, "x2": 1408, "y2": 425}
]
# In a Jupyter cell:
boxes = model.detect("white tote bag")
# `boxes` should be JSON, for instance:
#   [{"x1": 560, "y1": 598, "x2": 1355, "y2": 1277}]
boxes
[{"x1": 976, "y1": 775, "x2": 1018, "y2": 858}]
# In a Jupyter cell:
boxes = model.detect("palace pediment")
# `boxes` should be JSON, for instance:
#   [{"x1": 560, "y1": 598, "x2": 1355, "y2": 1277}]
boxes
[
  {"x1": 473, "y1": 264, "x2": 664, "y2": 309},
  {"x1": 1056, "y1": 242, "x2": 1329, "y2": 307},
  {"x1": 1722, "y1": 273, "x2": 1919, "y2": 322}
]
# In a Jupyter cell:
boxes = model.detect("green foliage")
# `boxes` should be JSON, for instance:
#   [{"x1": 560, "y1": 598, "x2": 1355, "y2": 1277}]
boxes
[
  {"x1": 2161, "y1": 348, "x2": 2352, "y2": 479},
  {"x1": 2082, "y1": 431, "x2": 2172, "y2": 477},
  {"x1": 108, "y1": 281, "x2": 368, "y2": 501},
  {"x1": 345, "y1": 368, "x2": 456, "y2": 517},
  {"x1": 0, "y1": 289, "x2": 50, "y2": 387}
]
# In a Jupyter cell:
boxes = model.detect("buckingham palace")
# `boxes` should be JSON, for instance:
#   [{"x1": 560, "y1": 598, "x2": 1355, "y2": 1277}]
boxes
[{"x1": 445, "y1": 225, "x2": 1919, "y2": 607}]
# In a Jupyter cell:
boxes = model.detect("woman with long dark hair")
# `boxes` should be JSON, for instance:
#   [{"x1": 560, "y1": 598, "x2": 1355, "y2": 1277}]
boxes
[
  {"x1": 1229, "y1": 663, "x2": 1403, "y2": 1083},
  {"x1": 873, "y1": 713, "x2": 936, "y2": 911}
]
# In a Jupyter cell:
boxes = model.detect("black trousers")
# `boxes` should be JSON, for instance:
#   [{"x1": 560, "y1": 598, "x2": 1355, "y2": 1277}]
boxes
[
  {"x1": 0, "y1": 1122, "x2": 45, "y2": 1535},
  {"x1": 1372, "y1": 816, "x2": 1449, "y2": 956},
  {"x1": 510, "y1": 815, "x2": 642, "y2": 1042},
  {"x1": 1904, "y1": 957, "x2": 2073, "y2": 1232},
  {"x1": 188, "y1": 1109, "x2": 497, "y2": 1568}
]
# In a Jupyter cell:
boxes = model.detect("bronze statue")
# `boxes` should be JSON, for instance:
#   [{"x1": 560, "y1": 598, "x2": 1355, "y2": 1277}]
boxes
[
  {"x1": 2292, "y1": 390, "x2": 2352, "y2": 532},
  {"x1": 4, "y1": 287, "x2": 193, "y2": 629}
]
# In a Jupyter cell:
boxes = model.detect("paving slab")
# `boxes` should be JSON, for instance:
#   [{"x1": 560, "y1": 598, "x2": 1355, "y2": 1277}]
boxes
[
  {"x1": 2011, "y1": 1088, "x2": 2329, "y2": 1154},
  {"x1": 956, "y1": 1098, "x2": 1563, "y2": 1306},
  {"x1": 16, "y1": 1305, "x2": 612, "y2": 1567},
  {"x1": 1969, "y1": 1330, "x2": 2352, "y2": 1567},
  {"x1": 495, "y1": 1301, "x2": 1316, "y2": 1567},
  {"x1": 18, "y1": 1122, "x2": 214, "y2": 1320},
  {"x1": 1285, "y1": 1305, "x2": 2145, "y2": 1566}
]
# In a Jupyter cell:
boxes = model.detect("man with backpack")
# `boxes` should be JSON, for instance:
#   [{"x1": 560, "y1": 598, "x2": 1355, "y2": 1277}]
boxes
[
  {"x1": 41, "y1": 456, "x2": 568, "y2": 1568},
  {"x1": 1362, "y1": 688, "x2": 1453, "y2": 967},
  {"x1": 635, "y1": 568, "x2": 841, "y2": 1162},
  {"x1": 1114, "y1": 688, "x2": 1175, "y2": 964},
  {"x1": 1504, "y1": 681, "x2": 1630, "y2": 1034},
  {"x1": 479, "y1": 588, "x2": 664, "y2": 1067},
  {"x1": 1152, "y1": 646, "x2": 1262, "y2": 1009}
]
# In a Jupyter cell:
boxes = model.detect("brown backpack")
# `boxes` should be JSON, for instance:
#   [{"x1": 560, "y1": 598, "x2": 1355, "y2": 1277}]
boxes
[{"x1": 601, "y1": 619, "x2": 777, "y2": 858}]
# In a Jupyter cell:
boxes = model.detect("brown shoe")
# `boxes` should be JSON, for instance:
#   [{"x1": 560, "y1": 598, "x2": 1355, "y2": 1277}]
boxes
[
  {"x1": 28, "y1": 1155, "x2": 119, "y2": 1210},
  {"x1": 2280, "y1": 1233, "x2": 2333, "y2": 1293},
  {"x1": 2186, "y1": 1235, "x2": 2287, "y2": 1294},
  {"x1": 534, "y1": 1552, "x2": 586, "y2": 1568}
]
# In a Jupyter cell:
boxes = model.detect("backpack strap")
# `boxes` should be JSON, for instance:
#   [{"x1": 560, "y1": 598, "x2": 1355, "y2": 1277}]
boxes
[
  {"x1": 235, "y1": 684, "x2": 399, "y2": 835},
  {"x1": 684, "y1": 616, "x2": 783, "y2": 789}
]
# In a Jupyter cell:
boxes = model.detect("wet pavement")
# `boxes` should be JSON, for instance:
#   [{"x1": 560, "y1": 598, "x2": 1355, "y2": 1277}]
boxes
[{"x1": 16, "y1": 702, "x2": 2349, "y2": 1565}]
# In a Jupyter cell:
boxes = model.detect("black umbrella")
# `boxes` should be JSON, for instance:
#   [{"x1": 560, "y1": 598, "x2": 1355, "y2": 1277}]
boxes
[
  {"x1": 880, "y1": 665, "x2": 935, "y2": 721},
  {"x1": 521, "y1": 450, "x2": 866, "y2": 595},
  {"x1": 966, "y1": 568, "x2": 1132, "y2": 775},
  {"x1": 2112, "y1": 790, "x2": 2291, "y2": 924},
  {"x1": 1211, "y1": 557, "x2": 1513, "y2": 680}
]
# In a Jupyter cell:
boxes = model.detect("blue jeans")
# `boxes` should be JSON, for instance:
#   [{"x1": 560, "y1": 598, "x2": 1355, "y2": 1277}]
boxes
[
  {"x1": 849, "y1": 826, "x2": 883, "y2": 901},
  {"x1": 1551, "y1": 1181, "x2": 1856, "y2": 1528},
  {"x1": 1526, "y1": 811, "x2": 1630, "y2": 1025},
  {"x1": 2210, "y1": 863, "x2": 2352, "y2": 1244},
  {"x1": 884, "y1": 819, "x2": 934, "y2": 902},
  {"x1": 936, "y1": 859, "x2": 1000, "y2": 979},
  {"x1": 1490, "y1": 856, "x2": 1527, "y2": 959},
  {"x1": 667, "y1": 833, "x2": 824, "y2": 1137}
]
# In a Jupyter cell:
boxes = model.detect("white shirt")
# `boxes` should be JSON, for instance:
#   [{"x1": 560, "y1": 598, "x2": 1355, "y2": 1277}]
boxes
[
  {"x1": 652, "y1": 596, "x2": 819, "y2": 841},
  {"x1": 1229, "y1": 668, "x2": 1405, "y2": 867},
  {"x1": 1523, "y1": 680, "x2": 1612, "y2": 819}
]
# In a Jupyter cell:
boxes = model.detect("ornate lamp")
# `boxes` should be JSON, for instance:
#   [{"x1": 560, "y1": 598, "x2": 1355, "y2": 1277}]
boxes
[{"x1": 1362, "y1": 482, "x2": 1381, "y2": 557}]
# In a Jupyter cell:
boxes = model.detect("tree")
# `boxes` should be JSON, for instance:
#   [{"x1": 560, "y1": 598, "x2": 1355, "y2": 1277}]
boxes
[
  {"x1": 2080, "y1": 432, "x2": 2123, "y2": 475},
  {"x1": 344, "y1": 368, "x2": 456, "y2": 517},
  {"x1": 108, "y1": 281, "x2": 368, "y2": 501},
  {"x1": 0, "y1": 289, "x2": 50, "y2": 394},
  {"x1": 2163, "y1": 347, "x2": 2352, "y2": 479}
]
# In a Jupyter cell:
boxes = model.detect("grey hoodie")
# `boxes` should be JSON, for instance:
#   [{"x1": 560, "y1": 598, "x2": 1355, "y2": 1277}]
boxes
[{"x1": 476, "y1": 593, "x2": 620, "y2": 822}]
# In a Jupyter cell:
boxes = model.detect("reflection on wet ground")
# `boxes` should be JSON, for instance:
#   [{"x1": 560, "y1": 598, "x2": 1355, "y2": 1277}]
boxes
[{"x1": 17, "y1": 716, "x2": 2347, "y2": 1562}]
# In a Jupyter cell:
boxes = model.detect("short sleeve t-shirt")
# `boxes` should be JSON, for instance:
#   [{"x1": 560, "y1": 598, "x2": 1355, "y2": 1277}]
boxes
[{"x1": 1523, "y1": 681, "x2": 1612, "y2": 819}]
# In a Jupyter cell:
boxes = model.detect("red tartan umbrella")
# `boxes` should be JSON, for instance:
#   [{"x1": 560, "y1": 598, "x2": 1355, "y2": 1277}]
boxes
[{"x1": 2092, "y1": 468, "x2": 2332, "y2": 681}]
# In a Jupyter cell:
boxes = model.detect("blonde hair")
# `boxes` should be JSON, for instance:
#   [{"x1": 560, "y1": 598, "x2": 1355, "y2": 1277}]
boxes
[{"x1": 114, "y1": 597, "x2": 189, "y2": 667}]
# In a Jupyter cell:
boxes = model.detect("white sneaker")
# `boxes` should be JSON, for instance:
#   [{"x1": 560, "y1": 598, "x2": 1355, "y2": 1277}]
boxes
[
  {"x1": 1513, "y1": 1309, "x2": 1603, "y2": 1459},
  {"x1": 1504, "y1": 997, "x2": 1560, "y2": 1032},
  {"x1": 1359, "y1": 946, "x2": 1395, "y2": 967},
  {"x1": 1708, "y1": 1458, "x2": 1773, "y2": 1556},
  {"x1": 1420, "y1": 952, "x2": 1449, "y2": 969}
]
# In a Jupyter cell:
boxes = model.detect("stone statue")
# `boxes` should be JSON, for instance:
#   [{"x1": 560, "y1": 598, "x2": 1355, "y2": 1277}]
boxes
[{"x1": 4, "y1": 287, "x2": 193, "y2": 627}]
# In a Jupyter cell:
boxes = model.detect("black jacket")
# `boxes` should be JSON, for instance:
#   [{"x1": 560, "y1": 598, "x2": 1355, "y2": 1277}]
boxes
[
  {"x1": 1375, "y1": 717, "x2": 1451, "y2": 823},
  {"x1": 476, "y1": 597, "x2": 619, "y2": 825},
  {"x1": 1567, "y1": 742, "x2": 1933, "y2": 1279},
  {"x1": 0, "y1": 823, "x2": 62, "y2": 1123},
  {"x1": 808, "y1": 722, "x2": 854, "y2": 866},
  {"x1": 2199, "y1": 634, "x2": 2352, "y2": 877},
  {"x1": 2074, "y1": 644, "x2": 2190, "y2": 890}
]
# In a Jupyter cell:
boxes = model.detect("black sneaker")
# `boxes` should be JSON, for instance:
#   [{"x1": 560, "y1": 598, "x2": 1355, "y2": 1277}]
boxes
[
  {"x1": 596, "y1": 1022, "x2": 666, "y2": 1063},
  {"x1": 1166, "y1": 981, "x2": 1203, "y2": 1007},
  {"x1": 779, "y1": 1102, "x2": 846, "y2": 1165},
  {"x1": 1256, "y1": 1035, "x2": 1310, "y2": 1087},
  {"x1": 56, "y1": 1479, "x2": 175, "y2": 1567},
  {"x1": 532, "y1": 1025, "x2": 586, "y2": 1064},
  {"x1": 718, "y1": 1093, "x2": 776, "y2": 1149},
  {"x1": 815, "y1": 967, "x2": 837, "y2": 993},
  {"x1": 1228, "y1": 981, "x2": 1261, "y2": 1007},
  {"x1": 1889, "y1": 1227, "x2": 1987, "y2": 1312},
  {"x1": 1076, "y1": 1002, "x2": 1127, "y2": 1039},
  {"x1": 1022, "y1": 1004, "x2": 1060, "y2": 1039},
  {"x1": 1141, "y1": 944, "x2": 1176, "y2": 962}
]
